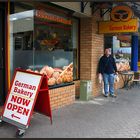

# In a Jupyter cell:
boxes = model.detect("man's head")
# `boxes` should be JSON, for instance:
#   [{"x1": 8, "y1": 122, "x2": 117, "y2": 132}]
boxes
[{"x1": 104, "y1": 48, "x2": 111, "y2": 56}]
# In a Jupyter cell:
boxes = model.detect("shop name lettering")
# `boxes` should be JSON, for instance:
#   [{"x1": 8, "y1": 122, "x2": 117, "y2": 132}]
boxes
[
  {"x1": 6, "y1": 80, "x2": 37, "y2": 117},
  {"x1": 109, "y1": 25, "x2": 136, "y2": 31},
  {"x1": 36, "y1": 10, "x2": 72, "y2": 25},
  {"x1": 14, "y1": 80, "x2": 36, "y2": 98}
]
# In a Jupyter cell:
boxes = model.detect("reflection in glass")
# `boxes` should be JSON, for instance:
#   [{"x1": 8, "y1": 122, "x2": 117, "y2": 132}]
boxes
[{"x1": 10, "y1": 10, "x2": 34, "y2": 80}]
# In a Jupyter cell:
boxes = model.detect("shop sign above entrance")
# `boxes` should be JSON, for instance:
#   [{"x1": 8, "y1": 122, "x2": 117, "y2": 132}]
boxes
[
  {"x1": 99, "y1": 19, "x2": 138, "y2": 34},
  {"x1": 110, "y1": 5, "x2": 133, "y2": 22},
  {"x1": 98, "y1": 5, "x2": 139, "y2": 34}
]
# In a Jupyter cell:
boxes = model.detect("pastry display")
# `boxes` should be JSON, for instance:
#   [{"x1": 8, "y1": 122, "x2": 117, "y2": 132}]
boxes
[
  {"x1": 26, "y1": 62, "x2": 73, "y2": 86},
  {"x1": 116, "y1": 61, "x2": 130, "y2": 72},
  {"x1": 48, "y1": 77, "x2": 56, "y2": 86}
]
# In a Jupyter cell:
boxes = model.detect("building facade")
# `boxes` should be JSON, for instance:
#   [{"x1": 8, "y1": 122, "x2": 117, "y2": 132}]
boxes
[{"x1": 0, "y1": 1, "x2": 140, "y2": 110}]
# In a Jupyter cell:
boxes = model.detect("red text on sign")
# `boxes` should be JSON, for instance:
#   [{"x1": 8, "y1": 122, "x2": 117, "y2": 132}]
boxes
[
  {"x1": 11, "y1": 95, "x2": 31, "y2": 106},
  {"x1": 7, "y1": 103, "x2": 30, "y2": 116}
]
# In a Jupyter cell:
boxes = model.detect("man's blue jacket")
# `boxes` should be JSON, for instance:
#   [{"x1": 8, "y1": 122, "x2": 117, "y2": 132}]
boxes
[{"x1": 98, "y1": 55, "x2": 117, "y2": 74}]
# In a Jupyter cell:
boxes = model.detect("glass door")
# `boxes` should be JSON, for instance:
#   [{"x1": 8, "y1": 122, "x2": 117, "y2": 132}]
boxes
[{"x1": 10, "y1": 10, "x2": 34, "y2": 78}]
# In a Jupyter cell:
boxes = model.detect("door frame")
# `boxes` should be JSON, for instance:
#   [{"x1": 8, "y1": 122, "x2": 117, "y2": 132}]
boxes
[{"x1": 0, "y1": 2, "x2": 8, "y2": 105}]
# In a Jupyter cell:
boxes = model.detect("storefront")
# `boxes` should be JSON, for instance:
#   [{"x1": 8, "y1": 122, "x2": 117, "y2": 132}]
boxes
[
  {"x1": 0, "y1": 1, "x2": 104, "y2": 110},
  {"x1": 8, "y1": 2, "x2": 82, "y2": 110},
  {"x1": 100, "y1": 5, "x2": 140, "y2": 71},
  {"x1": 1, "y1": 1, "x2": 139, "y2": 111},
  {"x1": 100, "y1": 4, "x2": 140, "y2": 90}
]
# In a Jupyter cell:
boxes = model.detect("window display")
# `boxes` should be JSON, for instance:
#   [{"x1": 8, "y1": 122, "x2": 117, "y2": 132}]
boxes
[
  {"x1": 34, "y1": 10, "x2": 72, "y2": 51},
  {"x1": 113, "y1": 35, "x2": 131, "y2": 72},
  {"x1": 27, "y1": 62, "x2": 73, "y2": 86},
  {"x1": 10, "y1": 8, "x2": 79, "y2": 86}
]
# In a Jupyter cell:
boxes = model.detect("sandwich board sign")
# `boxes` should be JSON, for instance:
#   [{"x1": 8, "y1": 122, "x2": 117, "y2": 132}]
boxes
[{"x1": 1, "y1": 69, "x2": 43, "y2": 129}]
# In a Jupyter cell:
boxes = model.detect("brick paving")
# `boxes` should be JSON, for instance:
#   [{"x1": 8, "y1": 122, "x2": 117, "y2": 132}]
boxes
[{"x1": 0, "y1": 87, "x2": 140, "y2": 138}]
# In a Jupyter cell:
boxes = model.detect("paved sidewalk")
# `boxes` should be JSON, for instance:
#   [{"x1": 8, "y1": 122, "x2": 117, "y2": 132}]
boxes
[{"x1": 0, "y1": 87, "x2": 140, "y2": 138}]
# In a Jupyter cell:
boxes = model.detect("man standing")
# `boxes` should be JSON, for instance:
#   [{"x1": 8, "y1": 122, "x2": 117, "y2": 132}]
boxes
[{"x1": 98, "y1": 48, "x2": 118, "y2": 97}]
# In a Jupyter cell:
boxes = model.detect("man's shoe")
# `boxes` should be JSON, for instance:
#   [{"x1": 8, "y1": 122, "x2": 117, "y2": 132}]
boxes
[
  {"x1": 104, "y1": 94, "x2": 109, "y2": 97},
  {"x1": 110, "y1": 94, "x2": 117, "y2": 98}
]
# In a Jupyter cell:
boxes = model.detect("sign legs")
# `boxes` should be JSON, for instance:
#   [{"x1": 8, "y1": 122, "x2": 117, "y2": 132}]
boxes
[{"x1": 16, "y1": 128, "x2": 26, "y2": 138}]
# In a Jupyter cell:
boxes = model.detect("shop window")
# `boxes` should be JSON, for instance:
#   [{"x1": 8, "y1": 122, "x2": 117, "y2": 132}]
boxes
[
  {"x1": 113, "y1": 35, "x2": 131, "y2": 72},
  {"x1": 10, "y1": 3, "x2": 79, "y2": 87},
  {"x1": 104, "y1": 35, "x2": 131, "y2": 72}
]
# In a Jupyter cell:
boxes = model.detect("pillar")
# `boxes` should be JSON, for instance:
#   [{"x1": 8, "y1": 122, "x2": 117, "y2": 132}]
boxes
[{"x1": 131, "y1": 34, "x2": 138, "y2": 72}]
